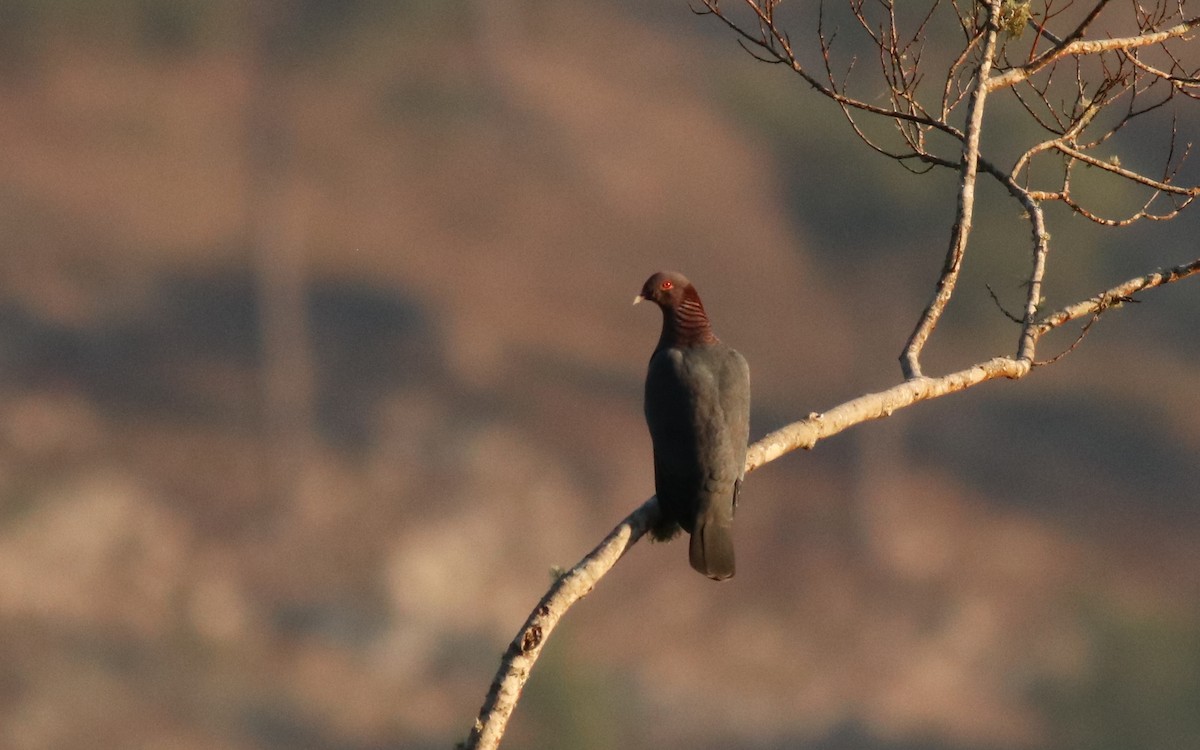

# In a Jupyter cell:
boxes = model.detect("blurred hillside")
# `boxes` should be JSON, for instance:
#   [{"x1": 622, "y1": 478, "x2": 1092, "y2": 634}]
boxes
[{"x1": 0, "y1": 1, "x2": 1197, "y2": 749}]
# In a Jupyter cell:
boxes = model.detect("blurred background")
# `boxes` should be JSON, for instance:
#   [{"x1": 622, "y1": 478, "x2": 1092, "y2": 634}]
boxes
[{"x1": 0, "y1": 1, "x2": 1198, "y2": 748}]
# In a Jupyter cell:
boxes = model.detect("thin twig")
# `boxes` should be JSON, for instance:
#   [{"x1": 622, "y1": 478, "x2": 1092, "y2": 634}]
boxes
[
  {"x1": 985, "y1": 283, "x2": 1024, "y2": 323},
  {"x1": 1033, "y1": 294, "x2": 1139, "y2": 367},
  {"x1": 1052, "y1": 141, "x2": 1200, "y2": 196}
]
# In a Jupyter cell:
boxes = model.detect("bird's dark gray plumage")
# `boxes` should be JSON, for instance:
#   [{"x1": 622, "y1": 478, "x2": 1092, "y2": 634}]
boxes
[{"x1": 635, "y1": 271, "x2": 750, "y2": 580}]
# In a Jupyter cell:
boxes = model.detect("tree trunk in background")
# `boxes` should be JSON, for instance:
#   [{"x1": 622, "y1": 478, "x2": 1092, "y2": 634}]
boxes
[{"x1": 246, "y1": 0, "x2": 315, "y2": 516}]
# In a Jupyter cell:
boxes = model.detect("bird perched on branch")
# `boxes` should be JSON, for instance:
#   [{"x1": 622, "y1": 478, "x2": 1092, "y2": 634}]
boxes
[{"x1": 635, "y1": 271, "x2": 750, "y2": 580}]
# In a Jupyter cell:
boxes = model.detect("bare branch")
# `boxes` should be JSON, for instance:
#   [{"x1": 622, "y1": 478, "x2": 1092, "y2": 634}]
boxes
[
  {"x1": 1015, "y1": 191, "x2": 1051, "y2": 361},
  {"x1": 942, "y1": 32, "x2": 983, "y2": 117},
  {"x1": 464, "y1": 256, "x2": 1200, "y2": 749},
  {"x1": 987, "y1": 17, "x2": 1200, "y2": 91},
  {"x1": 1027, "y1": 15, "x2": 1065, "y2": 47},
  {"x1": 1124, "y1": 49, "x2": 1200, "y2": 88},
  {"x1": 1059, "y1": 188, "x2": 1197, "y2": 226},
  {"x1": 1033, "y1": 295, "x2": 1137, "y2": 367},
  {"x1": 1060, "y1": 140, "x2": 1196, "y2": 191},
  {"x1": 1060, "y1": 0, "x2": 1117, "y2": 48},
  {"x1": 986, "y1": 283, "x2": 1025, "y2": 323},
  {"x1": 1034, "y1": 257, "x2": 1200, "y2": 334},
  {"x1": 464, "y1": 503, "x2": 654, "y2": 750},
  {"x1": 700, "y1": 0, "x2": 967, "y2": 142},
  {"x1": 900, "y1": 0, "x2": 1002, "y2": 378}
]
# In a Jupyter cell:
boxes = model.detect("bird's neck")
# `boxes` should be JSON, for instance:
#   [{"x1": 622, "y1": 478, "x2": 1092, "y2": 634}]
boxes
[{"x1": 659, "y1": 288, "x2": 718, "y2": 348}]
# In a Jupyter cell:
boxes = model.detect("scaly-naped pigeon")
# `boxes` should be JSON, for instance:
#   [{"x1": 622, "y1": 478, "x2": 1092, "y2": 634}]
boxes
[{"x1": 635, "y1": 271, "x2": 750, "y2": 580}]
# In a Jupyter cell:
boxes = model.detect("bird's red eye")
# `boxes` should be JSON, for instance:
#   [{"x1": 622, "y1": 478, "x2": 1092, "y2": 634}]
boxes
[{"x1": 660, "y1": 280, "x2": 673, "y2": 291}]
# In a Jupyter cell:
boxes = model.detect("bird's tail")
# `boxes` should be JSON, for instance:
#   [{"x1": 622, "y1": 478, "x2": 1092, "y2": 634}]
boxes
[{"x1": 689, "y1": 518, "x2": 735, "y2": 581}]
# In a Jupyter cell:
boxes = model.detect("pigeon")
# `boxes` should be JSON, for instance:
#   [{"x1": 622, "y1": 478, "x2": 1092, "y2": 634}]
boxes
[{"x1": 635, "y1": 271, "x2": 750, "y2": 580}]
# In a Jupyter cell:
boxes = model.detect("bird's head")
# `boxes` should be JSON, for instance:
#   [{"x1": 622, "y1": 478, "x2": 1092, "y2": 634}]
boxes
[
  {"x1": 635, "y1": 270, "x2": 716, "y2": 347},
  {"x1": 634, "y1": 271, "x2": 692, "y2": 308}
]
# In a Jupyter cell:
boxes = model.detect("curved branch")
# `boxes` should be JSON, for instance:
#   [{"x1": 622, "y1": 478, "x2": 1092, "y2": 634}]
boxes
[
  {"x1": 1124, "y1": 49, "x2": 1200, "y2": 90},
  {"x1": 1014, "y1": 191, "x2": 1050, "y2": 361},
  {"x1": 899, "y1": 0, "x2": 1002, "y2": 379},
  {"x1": 463, "y1": 257, "x2": 1200, "y2": 750},
  {"x1": 463, "y1": 502, "x2": 655, "y2": 750}
]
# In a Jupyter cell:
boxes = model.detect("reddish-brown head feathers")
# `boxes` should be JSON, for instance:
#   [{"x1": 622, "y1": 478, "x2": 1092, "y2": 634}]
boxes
[{"x1": 635, "y1": 271, "x2": 718, "y2": 348}]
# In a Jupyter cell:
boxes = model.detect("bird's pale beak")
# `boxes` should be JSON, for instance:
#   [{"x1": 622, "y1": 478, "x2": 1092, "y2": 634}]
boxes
[{"x1": 632, "y1": 295, "x2": 644, "y2": 305}]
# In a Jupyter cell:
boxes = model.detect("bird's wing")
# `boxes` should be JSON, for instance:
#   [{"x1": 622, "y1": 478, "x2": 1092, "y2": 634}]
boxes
[{"x1": 718, "y1": 347, "x2": 751, "y2": 483}]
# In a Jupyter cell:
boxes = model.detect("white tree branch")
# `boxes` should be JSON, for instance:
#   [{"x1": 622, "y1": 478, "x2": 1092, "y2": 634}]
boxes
[
  {"x1": 987, "y1": 17, "x2": 1200, "y2": 92},
  {"x1": 1034, "y1": 257, "x2": 1200, "y2": 334},
  {"x1": 1052, "y1": 141, "x2": 1200, "y2": 196},
  {"x1": 462, "y1": 257, "x2": 1200, "y2": 750},
  {"x1": 463, "y1": 502, "x2": 654, "y2": 750},
  {"x1": 900, "y1": 1, "x2": 1002, "y2": 379}
]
